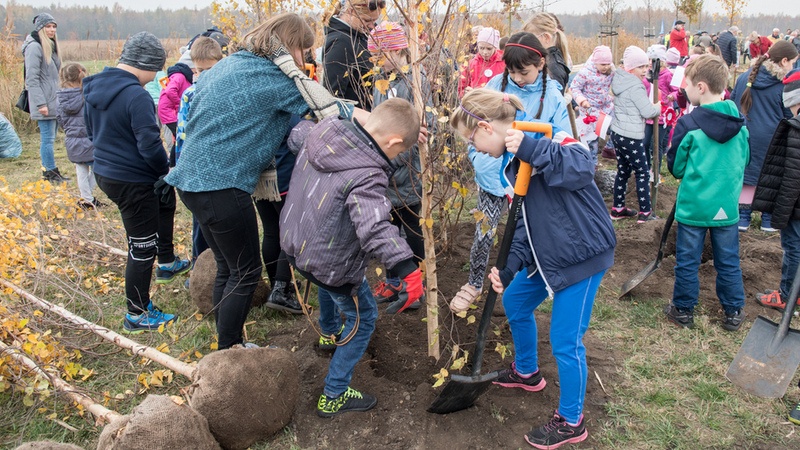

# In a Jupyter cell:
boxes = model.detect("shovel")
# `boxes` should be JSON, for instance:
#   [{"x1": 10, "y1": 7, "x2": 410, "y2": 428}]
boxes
[
  {"x1": 618, "y1": 202, "x2": 676, "y2": 298},
  {"x1": 428, "y1": 121, "x2": 552, "y2": 414},
  {"x1": 726, "y1": 264, "x2": 800, "y2": 398}
]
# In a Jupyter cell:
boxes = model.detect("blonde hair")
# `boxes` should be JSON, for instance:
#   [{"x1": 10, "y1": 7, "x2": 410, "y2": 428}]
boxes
[
  {"x1": 59, "y1": 62, "x2": 86, "y2": 88},
  {"x1": 190, "y1": 36, "x2": 223, "y2": 62},
  {"x1": 323, "y1": 0, "x2": 377, "y2": 25},
  {"x1": 450, "y1": 88, "x2": 524, "y2": 132},
  {"x1": 238, "y1": 12, "x2": 314, "y2": 66},
  {"x1": 37, "y1": 28, "x2": 58, "y2": 65},
  {"x1": 524, "y1": 12, "x2": 570, "y2": 65},
  {"x1": 367, "y1": 98, "x2": 420, "y2": 148}
]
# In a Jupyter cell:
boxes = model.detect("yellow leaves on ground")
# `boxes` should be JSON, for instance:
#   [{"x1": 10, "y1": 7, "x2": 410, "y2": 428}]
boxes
[
  {"x1": 432, "y1": 367, "x2": 449, "y2": 388},
  {"x1": 137, "y1": 369, "x2": 174, "y2": 391}
]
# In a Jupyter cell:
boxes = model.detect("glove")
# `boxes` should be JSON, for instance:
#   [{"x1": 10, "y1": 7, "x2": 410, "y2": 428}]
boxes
[
  {"x1": 153, "y1": 175, "x2": 175, "y2": 205},
  {"x1": 386, "y1": 268, "x2": 424, "y2": 315}
]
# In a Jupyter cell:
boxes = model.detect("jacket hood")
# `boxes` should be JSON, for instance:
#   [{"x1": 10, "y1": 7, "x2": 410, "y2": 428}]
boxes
[
  {"x1": 611, "y1": 68, "x2": 641, "y2": 94},
  {"x1": 56, "y1": 87, "x2": 84, "y2": 115},
  {"x1": 305, "y1": 118, "x2": 392, "y2": 175},
  {"x1": 167, "y1": 62, "x2": 193, "y2": 84},
  {"x1": 752, "y1": 62, "x2": 789, "y2": 90},
  {"x1": 82, "y1": 68, "x2": 141, "y2": 111},
  {"x1": 479, "y1": 49, "x2": 503, "y2": 64},
  {"x1": 326, "y1": 16, "x2": 367, "y2": 39},
  {"x1": 692, "y1": 100, "x2": 745, "y2": 143}
]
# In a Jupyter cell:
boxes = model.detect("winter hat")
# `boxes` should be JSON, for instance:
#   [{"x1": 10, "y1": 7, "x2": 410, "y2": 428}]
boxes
[
  {"x1": 666, "y1": 47, "x2": 681, "y2": 66},
  {"x1": 647, "y1": 44, "x2": 667, "y2": 61},
  {"x1": 368, "y1": 21, "x2": 408, "y2": 53},
  {"x1": 477, "y1": 27, "x2": 500, "y2": 49},
  {"x1": 33, "y1": 13, "x2": 56, "y2": 32},
  {"x1": 177, "y1": 50, "x2": 194, "y2": 69},
  {"x1": 118, "y1": 31, "x2": 167, "y2": 72},
  {"x1": 592, "y1": 45, "x2": 612, "y2": 65},
  {"x1": 623, "y1": 46, "x2": 649, "y2": 71},
  {"x1": 783, "y1": 69, "x2": 800, "y2": 108}
]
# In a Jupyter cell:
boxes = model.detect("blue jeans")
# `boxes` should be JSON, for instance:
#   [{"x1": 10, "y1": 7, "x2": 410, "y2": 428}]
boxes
[
  {"x1": 780, "y1": 220, "x2": 800, "y2": 297},
  {"x1": 673, "y1": 223, "x2": 745, "y2": 314},
  {"x1": 502, "y1": 269, "x2": 605, "y2": 424},
  {"x1": 318, "y1": 278, "x2": 378, "y2": 398},
  {"x1": 38, "y1": 119, "x2": 57, "y2": 170},
  {"x1": 739, "y1": 207, "x2": 773, "y2": 229}
]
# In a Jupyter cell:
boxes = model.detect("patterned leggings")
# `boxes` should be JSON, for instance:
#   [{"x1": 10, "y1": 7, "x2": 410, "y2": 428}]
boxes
[
  {"x1": 468, "y1": 188, "x2": 507, "y2": 289},
  {"x1": 611, "y1": 132, "x2": 651, "y2": 213}
]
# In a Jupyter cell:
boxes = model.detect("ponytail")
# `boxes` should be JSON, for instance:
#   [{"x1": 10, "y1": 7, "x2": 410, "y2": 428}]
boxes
[
  {"x1": 451, "y1": 89, "x2": 524, "y2": 131},
  {"x1": 536, "y1": 64, "x2": 548, "y2": 119},
  {"x1": 738, "y1": 55, "x2": 765, "y2": 117}
]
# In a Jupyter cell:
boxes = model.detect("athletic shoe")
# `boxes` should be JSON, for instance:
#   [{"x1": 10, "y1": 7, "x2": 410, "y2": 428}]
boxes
[
  {"x1": 761, "y1": 225, "x2": 778, "y2": 232},
  {"x1": 637, "y1": 211, "x2": 660, "y2": 223},
  {"x1": 524, "y1": 411, "x2": 588, "y2": 449},
  {"x1": 722, "y1": 309, "x2": 745, "y2": 332},
  {"x1": 756, "y1": 290, "x2": 800, "y2": 310},
  {"x1": 122, "y1": 304, "x2": 177, "y2": 334},
  {"x1": 374, "y1": 280, "x2": 402, "y2": 303},
  {"x1": 738, "y1": 218, "x2": 750, "y2": 232},
  {"x1": 155, "y1": 257, "x2": 191, "y2": 284},
  {"x1": 318, "y1": 324, "x2": 345, "y2": 351},
  {"x1": 789, "y1": 401, "x2": 800, "y2": 426},
  {"x1": 493, "y1": 362, "x2": 546, "y2": 392},
  {"x1": 610, "y1": 207, "x2": 637, "y2": 220},
  {"x1": 663, "y1": 303, "x2": 694, "y2": 329},
  {"x1": 316, "y1": 387, "x2": 377, "y2": 418},
  {"x1": 265, "y1": 281, "x2": 303, "y2": 314},
  {"x1": 77, "y1": 198, "x2": 106, "y2": 210}
]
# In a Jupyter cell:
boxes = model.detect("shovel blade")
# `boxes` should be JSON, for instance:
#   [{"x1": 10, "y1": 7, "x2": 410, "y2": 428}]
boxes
[
  {"x1": 618, "y1": 260, "x2": 658, "y2": 298},
  {"x1": 726, "y1": 316, "x2": 800, "y2": 398},
  {"x1": 427, "y1": 371, "x2": 500, "y2": 414}
]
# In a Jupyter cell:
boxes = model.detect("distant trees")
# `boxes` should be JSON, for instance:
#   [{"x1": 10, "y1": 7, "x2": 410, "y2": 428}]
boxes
[{"x1": 718, "y1": 0, "x2": 748, "y2": 27}]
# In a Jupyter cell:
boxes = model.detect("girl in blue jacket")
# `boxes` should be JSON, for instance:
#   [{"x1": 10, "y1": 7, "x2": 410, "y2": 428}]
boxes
[
  {"x1": 451, "y1": 89, "x2": 616, "y2": 450},
  {"x1": 450, "y1": 32, "x2": 570, "y2": 313}
]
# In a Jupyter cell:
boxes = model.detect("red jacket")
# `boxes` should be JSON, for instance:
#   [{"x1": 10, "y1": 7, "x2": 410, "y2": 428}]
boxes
[
  {"x1": 749, "y1": 36, "x2": 772, "y2": 59},
  {"x1": 458, "y1": 51, "x2": 505, "y2": 97},
  {"x1": 669, "y1": 28, "x2": 688, "y2": 57}
]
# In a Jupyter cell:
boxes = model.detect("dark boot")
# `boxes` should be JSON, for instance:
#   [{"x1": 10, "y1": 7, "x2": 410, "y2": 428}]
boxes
[
  {"x1": 265, "y1": 281, "x2": 303, "y2": 314},
  {"x1": 42, "y1": 168, "x2": 70, "y2": 184}
]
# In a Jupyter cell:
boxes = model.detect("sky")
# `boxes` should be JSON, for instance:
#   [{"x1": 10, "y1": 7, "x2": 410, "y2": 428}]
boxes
[{"x1": 8, "y1": 0, "x2": 800, "y2": 18}]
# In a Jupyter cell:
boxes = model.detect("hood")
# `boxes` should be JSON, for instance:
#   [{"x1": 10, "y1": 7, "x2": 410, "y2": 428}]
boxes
[
  {"x1": 691, "y1": 100, "x2": 745, "y2": 143},
  {"x1": 751, "y1": 62, "x2": 789, "y2": 90},
  {"x1": 611, "y1": 67, "x2": 641, "y2": 94},
  {"x1": 326, "y1": 16, "x2": 367, "y2": 40},
  {"x1": 167, "y1": 62, "x2": 193, "y2": 84},
  {"x1": 305, "y1": 118, "x2": 391, "y2": 174},
  {"x1": 21, "y1": 34, "x2": 36, "y2": 55},
  {"x1": 82, "y1": 68, "x2": 141, "y2": 111},
  {"x1": 56, "y1": 87, "x2": 84, "y2": 114}
]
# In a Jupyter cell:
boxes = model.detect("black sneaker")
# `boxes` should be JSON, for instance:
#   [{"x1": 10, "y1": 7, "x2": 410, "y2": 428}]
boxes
[
  {"x1": 610, "y1": 207, "x2": 637, "y2": 220},
  {"x1": 722, "y1": 309, "x2": 745, "y2": 331},
  {"x1": 789, "y1": 401, "x2": 800, "y2": 425},
  {"x1": 316, "y1": 387, "x2": 377, "y2": 418},
  {"x1": 318, "y1": 324, "x2": 345, "y2": 351},
  {"x1": 493, "y1": 362, "x2": 546, "y2": 392},
  {"x1": 637, "y1": 211, "x2": 660, "y2": 223},
  {"x1": 42, "y1": 168, "x2": 70, "y2": 184},
  {"x1": 524, "y1": 411, "x2": 588, "y2": 449},
  {"x1": 663, "y1": 303, "x2": 694, "y2": 329},
  {"x1": 265, "y1": 281, "x2": 304, "y2": 315}
]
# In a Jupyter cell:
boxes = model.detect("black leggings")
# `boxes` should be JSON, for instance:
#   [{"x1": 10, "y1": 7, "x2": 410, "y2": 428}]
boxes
[
  {"x1": 387, "y1": 203, "x2": 425, "y2": 278},
  {"x1": 254, "y1": 197, "x2": 293, "y2": 285}
]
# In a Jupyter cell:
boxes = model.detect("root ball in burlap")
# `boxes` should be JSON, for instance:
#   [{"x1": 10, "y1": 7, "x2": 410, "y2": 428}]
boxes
[
  {"x1": 96, "y1": 395, "x2": 220, "y2": 450},
  {"x1": 190, "y1": 250, "x2": 271, "y2": 313},
  {"x1": 190, "y1": 347, "x2": 299, "y2": 450},
  {"x1": 15, "y1": 443, "x2": 84, "y2": 450}
]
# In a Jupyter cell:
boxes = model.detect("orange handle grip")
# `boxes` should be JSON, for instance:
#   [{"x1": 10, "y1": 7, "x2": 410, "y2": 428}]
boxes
[
  {"x1": 304, "y1": 63, "x2": 316, "y2": 80},
  {"x1": 510, "y1": 121, "x2": 550, "y2": 196},
  {"x1": 512, "y1": 121, "x2": 553, "y2": 138}
]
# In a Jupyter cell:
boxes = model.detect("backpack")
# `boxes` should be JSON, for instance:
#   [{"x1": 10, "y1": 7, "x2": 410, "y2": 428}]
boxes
[{"x1": 187, "y1": 27, "x2": 230, "y2": 55}]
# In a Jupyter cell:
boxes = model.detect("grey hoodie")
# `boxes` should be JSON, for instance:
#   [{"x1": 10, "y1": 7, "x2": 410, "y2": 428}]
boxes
[
  {"x1": 56, "y1": 87, "x2": 94, "y2": 164},
  {"x1": 610, "y1": 68, "x2": 659, "y2": 139},
  {"x1": 281, "y1": 116, "x2": 416, "y2": 295},
  {"x1": 22, "y1": 34, "x2": 61, "y2": 121}
]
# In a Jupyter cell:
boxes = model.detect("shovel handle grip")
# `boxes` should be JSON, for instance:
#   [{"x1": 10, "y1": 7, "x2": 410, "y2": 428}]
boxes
[
  {"x1": 512, "y1": 121, "x2": 553, "y2": 138},
  {"x1": 510, "y1": 121, "x2": 551, "y2": 197}
]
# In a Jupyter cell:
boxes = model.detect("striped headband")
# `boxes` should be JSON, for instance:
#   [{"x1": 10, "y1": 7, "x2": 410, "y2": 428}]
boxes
[{"x1": 505, "y1": 42, "x2": 543, "y2": 58}]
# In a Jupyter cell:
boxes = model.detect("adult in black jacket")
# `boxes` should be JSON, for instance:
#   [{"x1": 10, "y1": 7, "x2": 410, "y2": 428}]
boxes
[
  {"x1": 322, "y1": 0, "x2": 383, "y2": 110},
  {"x1": 716, "y1": 26, "x2": 739, "y2": 68}
]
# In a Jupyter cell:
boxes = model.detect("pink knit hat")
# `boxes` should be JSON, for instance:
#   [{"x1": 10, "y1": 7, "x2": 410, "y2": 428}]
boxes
[
  {"x1": 368, "y1": 21, "x2": 408, "y2": 53},
  {"x1": 477, "y1": 27, "x2": 500, "y2": 49},
  {"x1": 666, "y1": 47, "x2": 681, "y2": 66},
  {"x1": 592, "y1": 45, "x2": 613, "y2": 64},
  {"x1": 623, "y1": 46, "x2": 649, "y2": 71}
]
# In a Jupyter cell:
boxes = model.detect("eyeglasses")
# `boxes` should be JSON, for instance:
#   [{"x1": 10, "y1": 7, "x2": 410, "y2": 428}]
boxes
[
  {"x1": 467, "y1": 127, "x2": 479, "y2": 147},
  {"x1": 368, "y1": 0, "x2": 386, "y2": 11}
]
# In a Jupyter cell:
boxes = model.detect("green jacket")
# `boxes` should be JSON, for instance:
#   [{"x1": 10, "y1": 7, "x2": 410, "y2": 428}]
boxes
[{"x1": 667, "y1": 100, "x2": 749, "y2": 227}]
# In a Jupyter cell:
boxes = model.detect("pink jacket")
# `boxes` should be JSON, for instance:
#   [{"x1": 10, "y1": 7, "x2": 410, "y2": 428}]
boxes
[
  {"x1": 157, "y1": 72, "x2": 191, "y2": 125},
  {"x1": 458, "y1": 51, "x2": 505, "y2": 97}
]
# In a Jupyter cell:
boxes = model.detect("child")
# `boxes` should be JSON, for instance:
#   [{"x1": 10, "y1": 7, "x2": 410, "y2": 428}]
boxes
[
  {"x1": 367, "y1": 22, "x2": 429, "y2": 308},
  {"x1": 56, "y1": 62, "x2": 103, "y2": 210},
  {"x1": 452, "y1": 89, "x2": 615, "y2": 449},
  {"x1": 732, "y1": 40, "x2": 799, "y2": 232},
  {"x1": 609, "y1": 46, "x2": 661, "y2": 223},
  {"x1": 752, "y1": 70, "x2": 800, "y2": 312},
  {"x1": 643, "y1": 45, "x2": 678, "y2": 168},
  {"x1": 83, "y1": 32, "x2": 189, "y2": 333},
  {"x1": 523, "y1": 12, "x2": 572, "y2": 94},
  {"x1": 158, "y1": 49, "x2": 194, "y2": 166},
  {"x1": 0, "y1": 113, "x2": 22, "y2": 159},
  {"x1": 664, "y1": 54, "x2": 749, "y2": 330},
  {"x1": 570, "y1": 45, "x2": 615, "y2": 165},
  {"x1": 458, "y1": 27, "x2": 504, "y2": 97},
  {"x1": 281, "y1": 98, "x2": 424, "y2": 417}
]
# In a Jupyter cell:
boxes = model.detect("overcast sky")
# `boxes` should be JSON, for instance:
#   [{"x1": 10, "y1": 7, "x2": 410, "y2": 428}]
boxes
[{"x1": 9, "y1": 0, "x2": 800, "y2": 19}]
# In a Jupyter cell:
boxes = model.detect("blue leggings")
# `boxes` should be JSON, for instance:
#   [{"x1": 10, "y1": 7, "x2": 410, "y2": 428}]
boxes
[{"x1": 502, "y1": 269, "x2": 605, "y2": 424}]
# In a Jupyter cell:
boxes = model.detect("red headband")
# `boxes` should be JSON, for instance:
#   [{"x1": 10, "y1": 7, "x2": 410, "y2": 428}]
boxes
[{"x1": 504, "y1": 42, "x2": 543, "y2": 58}]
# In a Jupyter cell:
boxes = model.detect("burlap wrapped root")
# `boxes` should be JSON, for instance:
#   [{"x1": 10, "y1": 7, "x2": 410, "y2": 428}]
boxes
[
  {"x1": 190, "y1": 249, "x2": 270, "y2": 313},
  {"x1": 190, "y1": 347, "x2": 299, "y2": 450},
  {"x1": 15, "y1": 443, "x2": 84, "y2": 450},
  {"x1": 96, "y1": 395, "x2": 220, "y2": 450}
]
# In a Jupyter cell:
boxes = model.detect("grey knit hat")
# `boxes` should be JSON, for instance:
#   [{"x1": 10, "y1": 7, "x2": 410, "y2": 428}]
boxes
[
  {"x1": 118, "y1": 32, "x2": 167, "y2": 72},
  {"x1": 783, "y1": 69, "x2": 800, "y2": 109},
  {"x1": 33, "y1": 13, "x2": 56, "y2": 32}
]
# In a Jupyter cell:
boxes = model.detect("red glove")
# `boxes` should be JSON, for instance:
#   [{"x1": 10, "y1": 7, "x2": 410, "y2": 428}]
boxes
[{"x1": 386, "y1": 268, "x2": 424, "y2": 314}]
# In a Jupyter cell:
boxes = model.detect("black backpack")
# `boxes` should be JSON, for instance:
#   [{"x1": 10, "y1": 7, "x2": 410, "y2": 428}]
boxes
[{"x1": 187, "y1": 27, "x2": 230, "y2": 55}]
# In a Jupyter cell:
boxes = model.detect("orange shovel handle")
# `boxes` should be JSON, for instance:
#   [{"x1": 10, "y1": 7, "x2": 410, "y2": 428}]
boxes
[{"x1": 510, "y1": 121, "x2": 553, "y2": 196}]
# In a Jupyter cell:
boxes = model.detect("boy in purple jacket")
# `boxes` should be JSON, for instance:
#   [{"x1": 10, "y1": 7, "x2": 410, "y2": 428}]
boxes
[{"x1": 281, "y1": 98, "x2": 424, "y2": 417}]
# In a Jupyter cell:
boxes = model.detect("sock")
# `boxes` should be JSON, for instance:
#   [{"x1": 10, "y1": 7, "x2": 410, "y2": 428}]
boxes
[
  {"x1": 612, "y1": 206, "x2": 625, "y2": 212},
  {"x1": 515, "y1": 368, "x2": 538, "y2": 379},
  {"x1": 565, "y1": 414, "x2": 583, "y2": 427}
]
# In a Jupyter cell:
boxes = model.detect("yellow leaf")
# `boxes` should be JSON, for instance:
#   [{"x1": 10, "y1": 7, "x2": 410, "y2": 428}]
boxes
[
  {"x1": 455, "y1": 310, "x2": 467, "y2": 318},
  {"x1": 169, "y1": 395, "x2": 185, "y2": 406},
  {"x1": 375, "y1": 267, "x2": 383, "y2": 277},
  {"x1": 375, "y1": 79, "x2": 390, "y2": 95},
  {"x1": 425, "y1": 218, "x2": 434, "y2": 229},
  {"x1": 194, "y1": 313, "x2": 204, "y2": 321},
  {"x1": 156, "y1": 343, "x2": 170, "y2": 354},
  {"x1": 450, "y1": 357, "x2": 465, "y2": 371},
  {"x1": 419, "y1": 1, "x2": 430, "y2": 13},
  {"x1": 437, "y1": 115, "x2": 449, "y2": 123},
  {"x1": 194, "y1": 351, "x2": 203, "y2": 358},
  {"x1": 466, "y1": 315, "x2": 476, "y2": 324},
  {"x1": 157, "y1": 323, "x2": 165, "y2": 334},
  {"x1": 432, "y1": 377, "x2": 445, "y2": 388},
  {"x1": 210, "y1": 342, "x2": 218, "y2": 351}
]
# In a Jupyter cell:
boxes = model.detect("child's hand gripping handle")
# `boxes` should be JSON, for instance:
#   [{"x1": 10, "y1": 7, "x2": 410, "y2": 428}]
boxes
[{"x1": 509, "y1": 121, "x2": 552, "y2": 196}]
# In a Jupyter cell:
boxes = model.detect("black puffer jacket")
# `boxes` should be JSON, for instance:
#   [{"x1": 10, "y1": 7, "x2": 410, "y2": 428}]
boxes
[
  {"x1": 752, "y1": 116, "x2": 800, "y2": 229},
  {"x1": 323, "y1": 17, "x2": 373, "y2": 110},
  {"x1": 546, "y1": 46, "x2": 570, "y2": 95},
  {"x1": 716, "y1": 30, "x2": 738, "y2": 67}
]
